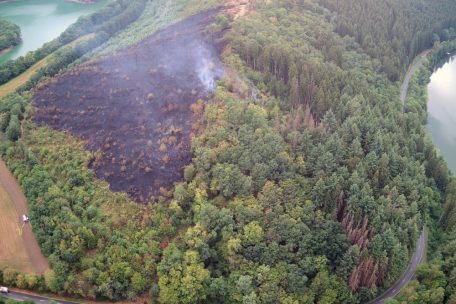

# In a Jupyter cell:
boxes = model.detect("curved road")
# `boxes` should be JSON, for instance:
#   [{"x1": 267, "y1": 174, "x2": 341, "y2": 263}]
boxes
[
  {"x1": 0, "y1": 24, "x2": 430, "y2": 304},
  {"x1": 369, "y1": 228, "x2": 427, "y2": 304},
  {"x1": 400, "y1": 51, "x2": 429, "y2": 105},
  {"x1": 369, "y1": 51, "x2": 430, "y2": 304}
]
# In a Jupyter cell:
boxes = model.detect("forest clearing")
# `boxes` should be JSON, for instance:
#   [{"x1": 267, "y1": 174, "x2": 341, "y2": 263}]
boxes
[
  {"x1": 0, "y1": 158, "x2": 48, "y2": 274},
  {"x1": 0, "y1": 179, "x2": 34, "y2": 273}
]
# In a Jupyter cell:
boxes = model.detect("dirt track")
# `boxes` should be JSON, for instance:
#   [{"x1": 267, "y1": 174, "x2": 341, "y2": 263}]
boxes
[{"x1": 0, "y1": 158, "x2": 49, "y2": 274}]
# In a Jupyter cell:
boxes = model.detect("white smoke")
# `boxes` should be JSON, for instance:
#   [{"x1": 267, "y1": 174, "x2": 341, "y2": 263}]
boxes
[{"x1": 195, "y1": 44, "x2": 224, "y2": 92}]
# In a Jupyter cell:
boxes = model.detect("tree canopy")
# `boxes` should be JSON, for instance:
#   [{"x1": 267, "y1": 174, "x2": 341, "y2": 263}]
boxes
[{"x1": 1, "y1": 0, "x2": 456, "y2": 302}]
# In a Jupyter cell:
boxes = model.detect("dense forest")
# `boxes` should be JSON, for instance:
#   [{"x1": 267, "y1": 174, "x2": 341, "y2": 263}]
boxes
[
  {"x1": 1, "y1": 0, "x2": 456, "y2": 303},
  {"x1": 317, "y1": 0, "x2": 456, "y2": 81},
  {"x1": 384, "y1": 40, "x2": 456, "y2": 304},
  {"x1": 154, "y1": 0, "x2": 455, "y2": 302},
  {"x1": 0, "y1": 19, "x2": 20, "y2": 52}
]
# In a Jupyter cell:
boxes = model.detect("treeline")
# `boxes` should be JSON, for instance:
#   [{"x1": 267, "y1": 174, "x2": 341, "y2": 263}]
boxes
[
  {"x1": 317, "y1": 0, "x2": 456, "y2": 81},
  {"x1": 96, "y1": 0, "x2": 148, "y2": 36},
  {"x1": 0, "y1": 94, "x2": 25, "y2": 142},
  {"x1": 0, "y1": 0, "x2": 147, "y2": 85},
  {"x1": 427, "y1": 38, "x2": 456, "y2": 69},
  {"x1": 0, "y1": 19, "x2": 21, "y2": 52},
  {"x1": 0, "y1": 266, "x2": 45, "y2": 297},
  {"x1": 18, "y1": 32, "x2": 109, "y2": 93}
]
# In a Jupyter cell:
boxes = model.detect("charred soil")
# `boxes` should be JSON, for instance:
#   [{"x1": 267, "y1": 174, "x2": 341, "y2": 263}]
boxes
[{"x1": 33, "y1": 8, "x2": 225, "y2": 203}]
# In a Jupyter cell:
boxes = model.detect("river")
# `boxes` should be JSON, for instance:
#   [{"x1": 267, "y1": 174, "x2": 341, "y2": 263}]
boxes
[
  {"x1": 0, "y1": 0, "x2": 106, "y2": 64},
  {"x1": 427, "y1": 55, "x2": 456, "y2": 173}
]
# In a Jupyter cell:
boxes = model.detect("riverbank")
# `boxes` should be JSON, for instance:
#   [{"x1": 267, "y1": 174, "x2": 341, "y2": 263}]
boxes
[
  {"x1": 384, "y1": 38, "x2": 456, "y2": 303},
  {"x1": 0, "y1": 33, "x2": 95, "y2": 98},
  {"x1": 421, "y1": 42, "x2": 456, "y2": 173},
  {"x1": 0, "y1": 18, "x2": 21, "y2": 58},
  {"x1": 0, "y1": 0, "x2": 106, "y2": 64}
]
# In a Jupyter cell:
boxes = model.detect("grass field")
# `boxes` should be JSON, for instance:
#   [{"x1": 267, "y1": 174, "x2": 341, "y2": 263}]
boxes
[
  {"x1": 0, "y1": 179, "x2": 35, "y2": 273},
  {"x1": 0, "y1": 33, "x2": 95, "y2": 98},
  {"x1": 0, "y1": 57, "x2": 50, "y2": 98}
]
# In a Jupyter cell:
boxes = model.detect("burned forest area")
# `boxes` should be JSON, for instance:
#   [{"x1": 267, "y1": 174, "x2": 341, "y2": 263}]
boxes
[
  {"x1": 33, "y1": 8, "x2": 225, "y2": 203},
  {"x1": 6, "y1": 0, "x2": 456, "y2": 302}
]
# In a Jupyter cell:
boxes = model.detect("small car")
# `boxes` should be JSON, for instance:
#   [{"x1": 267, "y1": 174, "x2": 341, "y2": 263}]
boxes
[{"x1": 0, "y1": 286, "x2": 9, "y2": 293}]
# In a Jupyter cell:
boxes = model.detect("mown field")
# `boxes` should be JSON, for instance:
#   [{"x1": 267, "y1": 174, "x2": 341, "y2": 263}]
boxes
[{"x1": 0, "y1": 172, "x2": 34, "y2": 273}]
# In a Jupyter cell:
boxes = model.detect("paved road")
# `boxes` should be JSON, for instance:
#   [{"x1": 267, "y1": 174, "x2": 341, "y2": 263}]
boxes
[
  {"x1": 0, "y1": 158, "x2": 49, "y2": 274},
  {"x1": 2, "y1": 290, "x2": 79, "y2": 304},
  {"x1": 368, "y1": 51, "x2": 432, "y2": 304},
  {"x1": 400, "y1": 51, "x2": 430, "y2": 105},
  {"x1": 369, "y1": 228, "x2": 427, "y2": 304}
]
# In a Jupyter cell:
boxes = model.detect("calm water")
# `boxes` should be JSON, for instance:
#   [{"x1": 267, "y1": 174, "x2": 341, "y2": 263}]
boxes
[
  {"x1": 0, "y1": 0, "x2": 106, "y2": 64},
  {"x1": 427, "y1": 55, "x2": 456, "y2": 173}
]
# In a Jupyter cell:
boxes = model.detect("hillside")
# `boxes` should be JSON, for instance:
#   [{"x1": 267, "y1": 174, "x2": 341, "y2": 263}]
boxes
[
  {"x1": 0, "y1": 0, "x2": 456, "y2": 303},
  {"x1": 33, "y1": 8, "x2": 224, "y2": 202}
]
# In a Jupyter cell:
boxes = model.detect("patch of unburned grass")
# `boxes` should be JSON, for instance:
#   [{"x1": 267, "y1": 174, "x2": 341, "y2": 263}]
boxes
[{"x1": 90, "y1": 0, "x2": 223, "y2": 57}]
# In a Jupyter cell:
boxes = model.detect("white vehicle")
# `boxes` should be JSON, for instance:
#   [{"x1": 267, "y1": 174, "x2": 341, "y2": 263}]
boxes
[
  {"x1": 22, "y1": 214, "x2": 29, "y2": 223},
  {"x1": 0, "y1": 286, "x2": 8, "y2": 293}
]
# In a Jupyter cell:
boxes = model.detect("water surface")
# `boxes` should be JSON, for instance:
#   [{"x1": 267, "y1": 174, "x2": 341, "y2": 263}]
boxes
[
  {"x1": 0, "y1": 0, "x2": 106, "y2": 64},
  {"x1": 427, "y1": 55, "x2": 456, "y2": 173}
]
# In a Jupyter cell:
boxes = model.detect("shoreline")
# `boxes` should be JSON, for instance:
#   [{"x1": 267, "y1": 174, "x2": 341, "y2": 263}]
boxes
[{"x1": 0, "y1": 46, "x2": 13, "y2": 57}]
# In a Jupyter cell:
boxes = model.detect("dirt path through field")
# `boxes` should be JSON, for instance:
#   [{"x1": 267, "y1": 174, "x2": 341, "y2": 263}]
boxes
[{"x1": 0, "y1": 158, "x2": 49, "y2": 274}]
